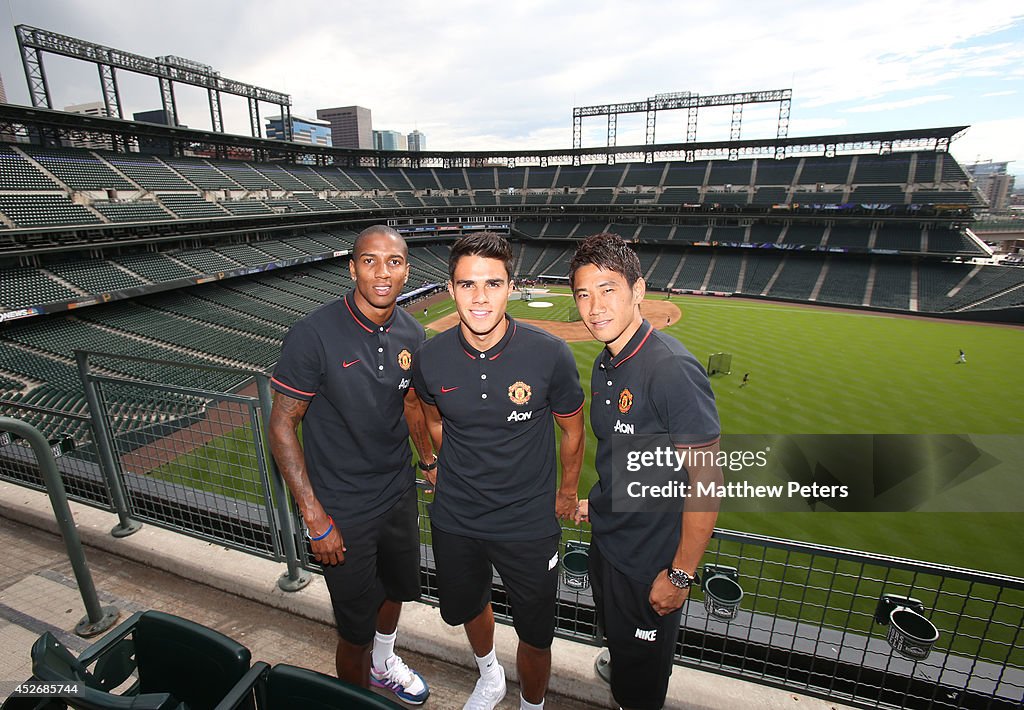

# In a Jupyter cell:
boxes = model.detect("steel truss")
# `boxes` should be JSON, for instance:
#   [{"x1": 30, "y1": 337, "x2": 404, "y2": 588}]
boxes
[
  {"x1": 573, "y1": 88, "x2": 793, "y2": 151},
  {"x1": 0, "y1": 103, "x2": 967, "y2": 173},
  {"x1": 15, "y1": 25, "x2": 290, "y2": 139}
]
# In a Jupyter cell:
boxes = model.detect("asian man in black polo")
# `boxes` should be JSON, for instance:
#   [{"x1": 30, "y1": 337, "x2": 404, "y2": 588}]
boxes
[
  {"x1": 268, "y1": 225, "x2": 434, "y2": 706},
  {"x1": 411, "y1": 232, "x2": 586, "y2": 710},
  {"x1": 570, "y1": 232, "x2": 724, "y2": 710}
]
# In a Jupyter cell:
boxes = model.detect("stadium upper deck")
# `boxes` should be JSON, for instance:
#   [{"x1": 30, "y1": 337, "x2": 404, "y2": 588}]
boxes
[
  {"x1": 0, "y1": 104, "x2": 1020, "y2": 333},
  {"x1": 0, "y1": 143, "x2": 981, "y2": 237}
]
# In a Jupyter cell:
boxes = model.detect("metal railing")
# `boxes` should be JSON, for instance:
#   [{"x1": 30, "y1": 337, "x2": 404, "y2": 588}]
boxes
[
  {"x1": 0, "y1": 416, "x2": 119, "y2": 637},
  {"x1": 0, "y1": 351, "x2": 1019, "y2": 709}
]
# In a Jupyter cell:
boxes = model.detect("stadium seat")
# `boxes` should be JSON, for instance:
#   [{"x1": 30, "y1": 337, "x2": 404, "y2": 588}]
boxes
[
  {"x1": 22, "y1": 147, "x2": 135, "y2": 191},
  {"x1": 25, "y1": 610, "x2": 253, "y2": 710},
  {"x1": 217, "y1": 663, "x2": 404, "y2": 710}
]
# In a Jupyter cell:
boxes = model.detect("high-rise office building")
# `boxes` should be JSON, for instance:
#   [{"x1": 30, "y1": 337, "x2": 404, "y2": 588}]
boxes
[
  {"x1": 266, "y1": 115, "x2": 332, "y2": 164},
  {"x1": 407, "y1": 130, "x2": 426, "y2": 152},
  {"x1": 133, "y1": 109, "x2": 180, "y2": 155},
  {"x1": 266, "y1": 115, "x2": 332, "y2": 146},
  {"x1": 373, "y1": 130, "x2": 407, "y2": 151},
  {"x1": 316, "y1": 106, "x2": 372, "y2": 149},
  {"x1": 65, "y1": 101, "x2": 109, "y2": 118},
  {"x1": 966, "y1": 161, "x2": 1016, "y2": 211},
  {"x1": 0, "y1": 72, "x2": 7, "y2": 103},
  {"x1": 133, "y1": 109, "x2": 177, "y2": 126},
  {"x1": 64, "y1": 101, "x2": 112, "y2": 149}
]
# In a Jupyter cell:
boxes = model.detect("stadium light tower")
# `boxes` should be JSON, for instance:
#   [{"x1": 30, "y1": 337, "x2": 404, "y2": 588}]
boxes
[
  {"x1": 15, "y1": 25, "x2": 292, "y2": 142},
  {"x1": 572, "y1": 88, "x2": 792, "y2": 163}
]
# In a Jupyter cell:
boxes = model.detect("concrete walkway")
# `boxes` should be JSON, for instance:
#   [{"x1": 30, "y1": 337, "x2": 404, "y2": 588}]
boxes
[{"x1": 0, "y1": 481, "x2": 852, "y2": 709}]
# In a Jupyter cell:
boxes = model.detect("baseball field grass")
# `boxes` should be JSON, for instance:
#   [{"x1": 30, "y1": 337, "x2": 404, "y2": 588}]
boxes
[
  {"x1": 147, "y1": 291, "x2": 1022, "y2": 664},
  {"x1": 153, "y1": 291, "x2": 1024, "y2": 580},
  {"x1": 415, "y1": 292, "x2": 1024, "y2": 578}
]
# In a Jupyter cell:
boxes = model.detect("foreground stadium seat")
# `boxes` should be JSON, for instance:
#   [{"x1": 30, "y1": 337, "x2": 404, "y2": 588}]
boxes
[
  {"x1": 25, "y1": 610, "x2": 253, "y2": 710},
  {"x1": 216, "y1": 663, "x2": 404, "y2": 710}
]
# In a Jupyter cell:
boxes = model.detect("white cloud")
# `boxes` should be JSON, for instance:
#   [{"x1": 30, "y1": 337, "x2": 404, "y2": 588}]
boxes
[
  {"x1": 844, "y1": 95, "x2": 955, "y2": 114},
  {"x1": 982, "y1": 90, "x2": 1018, "y2": 97},
  {"x1": 950, "y1": 118, "x2": 1024, "y2": 173},
  {"x1": 0, "y1": 0, "x2": 1021, "y2": 151}
]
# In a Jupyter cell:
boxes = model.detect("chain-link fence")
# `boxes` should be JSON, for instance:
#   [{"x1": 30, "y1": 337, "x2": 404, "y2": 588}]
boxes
[
  {"x1": 681, "y1": 531, "x2": 1024, "y2": 709},
  {"x1": 3, "y1": 352, "x2": 1021, "y2": 708},
  {"x1": 0, "y1": 400, "x2": 111, "y2": 510},
  {"x1": 77, "y1": 351, "x2": 288, "y2": 562}
]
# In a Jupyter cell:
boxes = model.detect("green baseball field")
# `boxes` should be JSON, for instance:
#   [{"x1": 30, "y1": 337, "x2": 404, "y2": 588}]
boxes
[
  {"x1": 416, "y1": 291, "x2": 1024, "y2": 578},
  {"x1": 145, "y1": 289, "x2": 1021, "y2": 664},
  {"x1": 151, "y1": 291, "x2": 1023, "y2": 579}
]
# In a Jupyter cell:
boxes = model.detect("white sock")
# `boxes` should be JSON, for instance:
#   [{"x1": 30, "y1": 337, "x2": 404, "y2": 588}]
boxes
[
  {"x1": 372, "y1": 630, "x2": 397, "y2": 670},
  {"x1": 475, "y1": 648, "x2": 500, "y2": 679},
  {"x1": 520, "y1": 694, "x2": 544, "y2": 710}
]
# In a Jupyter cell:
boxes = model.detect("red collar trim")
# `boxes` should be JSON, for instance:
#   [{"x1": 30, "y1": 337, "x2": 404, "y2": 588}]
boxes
[
  {"x1": 612, "y1": 323, "x2": 653, "y2": 369},
  {"x1": 460, "y1": 319, "x2": 516, "y2": 360},
  {"x1": 344, "y1": 292, "x2": 392, "y2": 333}
]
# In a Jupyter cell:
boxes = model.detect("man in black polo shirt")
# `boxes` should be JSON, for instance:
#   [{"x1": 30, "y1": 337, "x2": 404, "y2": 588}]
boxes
[
  {"x1": 268, "y1": 225, "x2": 433, "y2": 705},
  {"x1": 411, "y1": 232, "x2": 585, "y2": 710},
  {"x1": 570, "y1": 233, "x2": 723, "y2": 710}
]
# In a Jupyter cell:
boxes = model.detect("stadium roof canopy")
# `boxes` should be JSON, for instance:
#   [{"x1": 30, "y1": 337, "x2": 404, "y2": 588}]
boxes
[{"x1": 0, "y1": 103, "x2": 968, "y2": 169}]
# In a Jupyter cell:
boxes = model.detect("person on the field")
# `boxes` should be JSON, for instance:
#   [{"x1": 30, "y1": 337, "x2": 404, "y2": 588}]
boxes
[
  {"x1": 570, "y1": 232, "x2": 723, "y2": 710},
  {"x1": 958, "y1": 349, "x2": 966, "y2": 364},
  {"x1": 412, "y1": 232, "x2": 586, "y2": 710},
  {"x1": 269, "y1": 225, "x2": 432, "y2": 706},
  {"x1": 740, "y1": 372, "x2": 750, "y2": 387}
]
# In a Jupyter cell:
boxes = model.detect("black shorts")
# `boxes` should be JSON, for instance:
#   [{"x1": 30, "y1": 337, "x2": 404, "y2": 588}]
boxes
[
  {"x1": 590, "y1": 543, "x2": 682, "y2": 710},
  {"x1": 321, "y1": 485, "x2": 421, "y2": 645},
  {"x1": 430, "y1": 524, "x2": 560, "y2": 649}
]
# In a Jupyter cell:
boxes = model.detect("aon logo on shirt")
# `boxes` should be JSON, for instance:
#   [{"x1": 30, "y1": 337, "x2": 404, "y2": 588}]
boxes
[
  {"x1": 507, "y1": 410, "x2": 533, "y2": 422},
  {"x1": 613, "y1": 419, "x2": 635, "y2": 434}
]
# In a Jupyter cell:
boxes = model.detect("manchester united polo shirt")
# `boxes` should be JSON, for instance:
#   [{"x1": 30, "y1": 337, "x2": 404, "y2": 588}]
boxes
[
  {"x1": 271, "y1": 291, "x2": 425, "y2": 525},
  {"x1": 588, "y1": 319, "x2": 721, "y2": 584},
  {"x1": 412, "y1": 316, "x2": 585, "y2": 540}
]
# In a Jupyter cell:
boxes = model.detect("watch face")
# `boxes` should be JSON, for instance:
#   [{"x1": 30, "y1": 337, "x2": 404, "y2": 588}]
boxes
[{"x1": 669, "y1": 569, "x2": 692, "y2": 588}]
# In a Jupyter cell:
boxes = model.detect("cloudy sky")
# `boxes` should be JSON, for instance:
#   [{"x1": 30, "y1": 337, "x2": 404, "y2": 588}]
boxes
[{"x1": 1, "y1": 1, "x2": 1022, "y2": 175}]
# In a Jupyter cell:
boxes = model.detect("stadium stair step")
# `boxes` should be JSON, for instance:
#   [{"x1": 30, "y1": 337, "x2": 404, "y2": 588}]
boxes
[
  {"x1": 13, "y1": 147, "x2": 72, "y2": 193},
  {"x1": 808, "y1": 259, "x2": 829, "y2": 301},
  {"x1": 665, "y1": 252, "x2": 688, "y2": 290},
  {"x1": 954, "y1": 281, "x2": 1024, "y2": 312}
]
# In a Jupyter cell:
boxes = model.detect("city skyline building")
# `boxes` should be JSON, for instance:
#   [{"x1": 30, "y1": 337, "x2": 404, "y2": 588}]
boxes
[
  {"x1": 407, "y1": 129, "x2": 425, "y2": 152},
  {"x1": 267, "y1": 114, "x2": 331, "y2": 164},
  {"x1": 63, "y1": 101, "x2": 112, "y2": 149},
  {"x1": 266, "y1": 114, "x2": 332, "y2": 146},
  {"x1": 133, "y1": 109, "x2": 180, "y2": 154},
  {"x1": 373, "y1": 129, "x2": 407, "y2": 151},
  {"x1": 315, "y1": 105, "x2": 372, "y2": 149},
  {"x1": 967, "y1": 161, "x2": 1016, "y2": 211}
]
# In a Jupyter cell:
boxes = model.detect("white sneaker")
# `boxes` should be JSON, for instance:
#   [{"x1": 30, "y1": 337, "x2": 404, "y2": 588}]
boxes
[
  {"x1": 463, "y1": 663, "x2": 507, "y2": 710},
  {"x1": 370, "y1": 653, "x2": 429, "y2": 705}
]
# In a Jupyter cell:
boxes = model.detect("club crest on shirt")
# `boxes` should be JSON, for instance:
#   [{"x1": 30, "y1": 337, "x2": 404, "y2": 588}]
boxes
[
  {"x1": 508, "y1": 381, "x2": 532, "y2": 406},
  {"x1": 397, "y1": 349, "x2": 412, "y2": 371},
  {"x1": 618, "y1": 388, "x2": 633, "y2": 414}
]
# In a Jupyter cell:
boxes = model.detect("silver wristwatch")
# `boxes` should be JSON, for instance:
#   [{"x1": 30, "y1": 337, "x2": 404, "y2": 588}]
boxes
[{"x1": 667, "y1": 567, "x2": 700, "y2": 589}]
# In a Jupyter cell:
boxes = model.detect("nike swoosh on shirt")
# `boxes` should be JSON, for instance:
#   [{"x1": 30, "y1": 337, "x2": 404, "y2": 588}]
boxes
[
  {"x1": 441, "y1": 386, "x2": 459, "y2": 393},
  {"x1": 342, "y1": 360, "x2": 361, "y2": 368}
]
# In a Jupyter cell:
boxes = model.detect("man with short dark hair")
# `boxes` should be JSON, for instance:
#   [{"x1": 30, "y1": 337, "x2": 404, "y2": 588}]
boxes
[
  {"x1": 412, "y1": 232, "x2": 586, "y2": 710},
  {"x1": 268, "y1": 225, "x2": 433, "y2": 705},
  {"x1": 570, "y1": 232, "x2": 724, "y2": 710}
]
